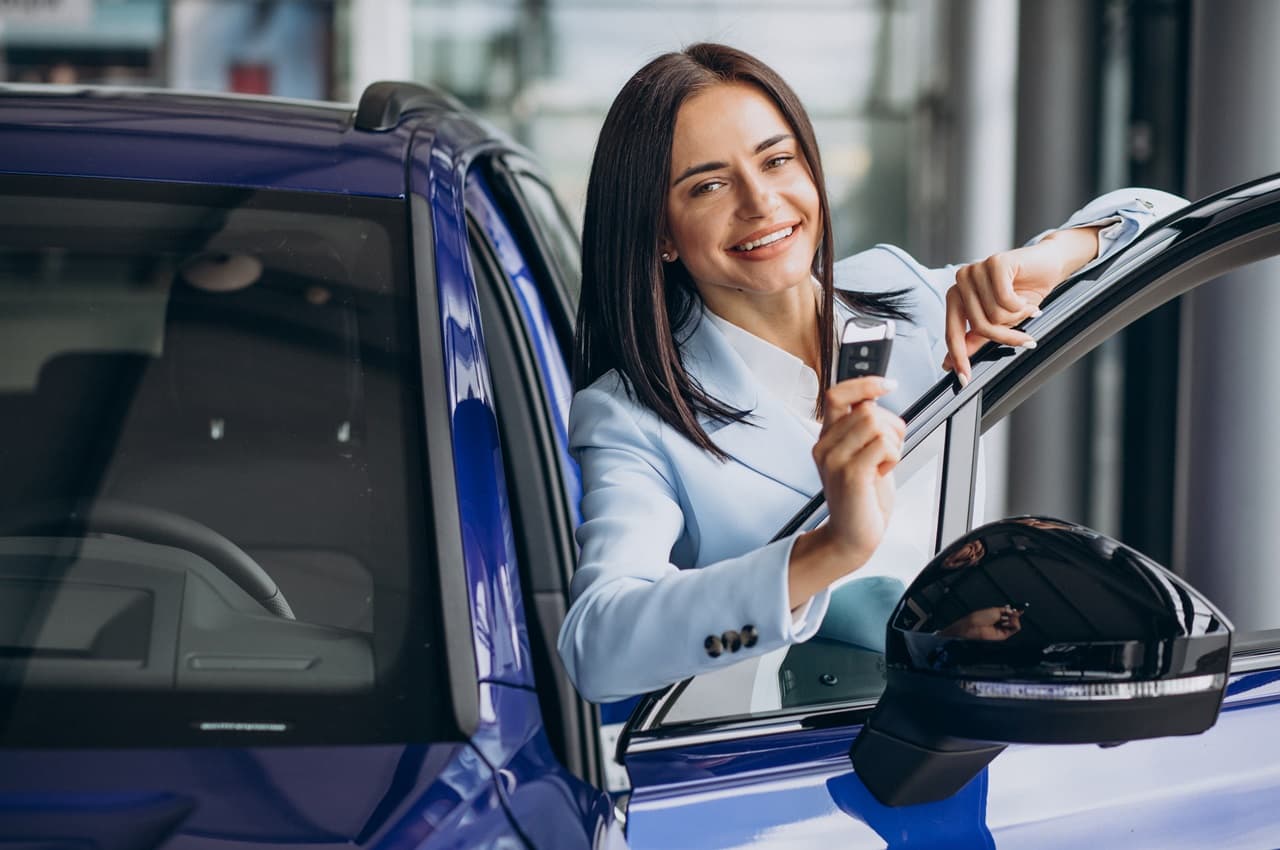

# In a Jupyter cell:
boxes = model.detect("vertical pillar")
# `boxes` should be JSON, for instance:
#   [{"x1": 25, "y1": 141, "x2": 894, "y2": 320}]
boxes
[
  {"x1": 942, "y1": 0, "x2": 1020, "y2": 521},
  {"x1": 945, "y1": 0, "x2": 1019, "y2": 259},
  {"x1": 1176, "y1": 0, "x2": 1280, "y2": 629},
  {"x1": 1118, "y1": 0, "x2": 1190, "y2": 567},
  {"x1": 349, "y1": 0, "x2": 413, "y2": 96},
  {"x1": 1005, "y1": 1, "x2": 1100, "y2": 523}
]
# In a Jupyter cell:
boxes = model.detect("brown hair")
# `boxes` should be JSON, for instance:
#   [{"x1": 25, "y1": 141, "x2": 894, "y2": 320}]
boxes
[{"x1": 574, "y1": 42, "x2": 909, "y2": 458}]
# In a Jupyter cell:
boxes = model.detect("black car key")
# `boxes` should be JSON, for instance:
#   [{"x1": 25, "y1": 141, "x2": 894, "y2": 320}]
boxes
[{"x1": 837, "y1": 317, "x2": 894, "y2": 381}]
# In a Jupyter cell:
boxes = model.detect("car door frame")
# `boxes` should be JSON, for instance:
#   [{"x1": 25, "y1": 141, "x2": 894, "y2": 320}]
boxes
[
  {"x1": 617, "y1": 173, "x2": 1280, "y2": 814},
  {"x1": 463, "y1": 154, "x2": 609, "y2": 792}
]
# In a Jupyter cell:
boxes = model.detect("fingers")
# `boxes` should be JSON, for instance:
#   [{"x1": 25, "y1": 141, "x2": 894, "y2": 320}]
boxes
[
  {"x1": 943, "y1": 253, "x2": 1045, "y2": 383},
  {"x1": 816, "y1": 429, "x2": 902, "y2": 495},
  {"x1": 955, "y1": 261, "x2": 1037, "y2": 346},
  {"x1": 942, "y1": 330, "x2": 1007, "y2": 373},
  {"x1": 968, "y1": 254, "x2": 1034, "y2": 316},
  {"x1": 944, "y1": 286, "x2": 972, "y2": 383},
  {"x1": 821, "y1": 376, "x2": 897, "y2": 429},
  {"x1": 813, "y1": 402, "x2": 905, "y2": 479},
  {"x1": 997, "y1": 606, "x2": 1022, "y2": 635}
]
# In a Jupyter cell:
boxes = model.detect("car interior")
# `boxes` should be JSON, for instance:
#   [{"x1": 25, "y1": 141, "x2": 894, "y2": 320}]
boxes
[{"x1": 0, "y1": 186, "x2": 441, "y2": 720}]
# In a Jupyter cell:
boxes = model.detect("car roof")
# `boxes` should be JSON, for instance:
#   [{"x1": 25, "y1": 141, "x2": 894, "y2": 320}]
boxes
[{"x1": 0, "y1": 85, "x2": 424, "y2": 198}]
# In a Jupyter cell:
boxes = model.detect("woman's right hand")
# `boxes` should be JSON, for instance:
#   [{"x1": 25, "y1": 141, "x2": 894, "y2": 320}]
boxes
[
  {"x1": 789, "y1": 376, "x2": 905, "y2": 610},
  {"x1": 813, "y1": 376, "x2": 905, "y2": 564}
]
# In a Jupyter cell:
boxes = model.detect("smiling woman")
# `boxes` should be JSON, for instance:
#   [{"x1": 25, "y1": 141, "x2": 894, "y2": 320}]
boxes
[{"x1": 558, "y1": 42, "x2": 1183, "y2": 704}]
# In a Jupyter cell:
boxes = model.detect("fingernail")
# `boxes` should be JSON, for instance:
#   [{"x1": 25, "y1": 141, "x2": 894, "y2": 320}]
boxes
[
  {"x1": 957, "y1": 372, "x2": 969, "y2": 388},
  {"x1": 881, "y1": 378, "x2": 899, "y2": 392},
  {"x1": 1031, "y1": 307, "x2": 1043, "y2": 318},
  {"x1": 1020, "y1": 339, "x2": 1038, "y2": 350}
]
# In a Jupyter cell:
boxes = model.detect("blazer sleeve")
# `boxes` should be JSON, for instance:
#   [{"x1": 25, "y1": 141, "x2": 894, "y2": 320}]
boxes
[
  {"x1": 1027, "y1": 186, "x2": 1189, "y2": 273},
  {"x1": 558, "y1": 381, "x2": 826, "y2": 703},
  {"x1": 839, "y1": 186, "x2": 1190, "y2": 361}
]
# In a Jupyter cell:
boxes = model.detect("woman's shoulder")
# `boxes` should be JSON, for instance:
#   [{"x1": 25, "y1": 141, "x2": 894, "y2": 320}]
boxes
[
  {"x1": 833, "y1": 244, "x2": 937, "y2": 295},
  {"x1": 574, "y1": 369, "x2": 635, "y2": 409},
  {"x1": 833, "y1": 244, "x2": 951, "y2": 335},
  {"x1": 570, "y1": 370, "x2": 664, "y2": 441}
]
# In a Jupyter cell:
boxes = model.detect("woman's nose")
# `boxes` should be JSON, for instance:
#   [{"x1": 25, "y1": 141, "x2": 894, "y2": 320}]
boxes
[{"x1": 736, "y1": 173, "x2": 779, "y2": 218}]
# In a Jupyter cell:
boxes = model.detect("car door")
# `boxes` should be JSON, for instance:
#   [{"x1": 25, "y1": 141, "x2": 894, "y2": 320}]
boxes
[
  {"x1": 457, "y1": 149, "x2": 629, "y2": 847},
  {"x1": 616, "y1": 174, "x2": 1280, "y2": 849}
]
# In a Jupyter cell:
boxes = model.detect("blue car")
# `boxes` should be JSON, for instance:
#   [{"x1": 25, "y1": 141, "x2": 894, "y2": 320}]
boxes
[{"x1": 1, "y1": 82, "x2": 1279, "y2": 849}]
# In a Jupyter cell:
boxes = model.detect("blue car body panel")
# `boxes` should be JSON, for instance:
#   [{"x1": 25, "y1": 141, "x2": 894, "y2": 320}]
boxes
[
  {"x1": 407, "y1": 114, "x2": 608, "y2": 841},
  {"x1": 464, "y1": 170, "x2": 581, "y2": 523},
  {"x1": 0, "y1": 744, "x2": 523, "y2": 848},
  {"x1": 409, "y1": 114, "x2": 534, "y2": 691},
  {"x1": 621, "y1": 671, "x2": 1280, "y2": 849},
  {"x1": 0, "y1": 87, "x2": 410, "y2": 197}
]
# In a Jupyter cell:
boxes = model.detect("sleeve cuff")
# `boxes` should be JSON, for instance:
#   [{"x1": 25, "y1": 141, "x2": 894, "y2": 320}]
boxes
[
  {"x1": 779, "y1": 532, "x2": 830, "y2": 641},
  {"x1": 1027, "y1": 187, "x2": 1189, "y2": 274}
]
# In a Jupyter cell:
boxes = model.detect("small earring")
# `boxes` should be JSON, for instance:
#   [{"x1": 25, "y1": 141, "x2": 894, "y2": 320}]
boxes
[{"x1": 661, "y1": 252, "x2": 672, "y2": 262}]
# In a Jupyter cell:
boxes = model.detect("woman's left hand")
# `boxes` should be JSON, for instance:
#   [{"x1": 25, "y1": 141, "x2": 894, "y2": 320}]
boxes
[{"x1": 943, "y1": 226, "x2": 1102, "y2": 385}]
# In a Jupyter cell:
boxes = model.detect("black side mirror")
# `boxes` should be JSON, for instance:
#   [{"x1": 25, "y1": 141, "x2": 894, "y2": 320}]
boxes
[{"x1": 851, "y1": 517, "x2": 1232, "y2": 807}]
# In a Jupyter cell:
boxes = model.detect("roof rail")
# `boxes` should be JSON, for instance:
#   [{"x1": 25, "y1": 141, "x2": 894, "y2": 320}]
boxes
[{"x1": 354, "y1": 81, "x2": 462, "y2": 132}]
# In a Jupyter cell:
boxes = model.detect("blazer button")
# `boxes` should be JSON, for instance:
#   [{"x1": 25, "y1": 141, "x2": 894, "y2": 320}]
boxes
[
  {"x1": 741, "y1": 625, "x2": 758, "y2": 648},
  {"x1": 704, "y1": 635, "x2": 723, "y2": 658},
  {"x1": 722, "y1": 630, "x2": 742, "y2": 653}
]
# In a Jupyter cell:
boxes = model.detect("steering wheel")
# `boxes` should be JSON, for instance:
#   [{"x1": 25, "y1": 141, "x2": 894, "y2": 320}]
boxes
[{"x1": 4, "y1": 499, "x2": 295, "y2": 619}]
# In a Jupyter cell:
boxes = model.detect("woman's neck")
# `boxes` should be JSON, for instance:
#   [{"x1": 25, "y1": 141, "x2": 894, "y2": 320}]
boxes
[{"x1": 700, "y1": 281, "x2": 822, "y2": 372}]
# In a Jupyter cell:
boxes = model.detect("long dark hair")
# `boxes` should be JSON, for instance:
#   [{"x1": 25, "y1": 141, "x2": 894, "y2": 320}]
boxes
[{"x1": 574, "y1": 42, "x2": 910, "y2": 458}]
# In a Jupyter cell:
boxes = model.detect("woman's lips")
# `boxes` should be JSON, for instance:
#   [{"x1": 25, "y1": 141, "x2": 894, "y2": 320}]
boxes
[{"x1": 726, "y1": 224, "x2": 800, "y2": 262}]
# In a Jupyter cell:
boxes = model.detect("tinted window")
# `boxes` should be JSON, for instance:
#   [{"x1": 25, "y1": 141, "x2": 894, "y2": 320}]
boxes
[{"x1": 0, "y1": 176, "x2": 454, "y2": 747}]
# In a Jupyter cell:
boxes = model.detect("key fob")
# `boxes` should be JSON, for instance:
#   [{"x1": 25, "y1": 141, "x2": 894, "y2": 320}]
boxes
[{"x1": 837, "y1": 317, "x2": 894, "y2": 381}]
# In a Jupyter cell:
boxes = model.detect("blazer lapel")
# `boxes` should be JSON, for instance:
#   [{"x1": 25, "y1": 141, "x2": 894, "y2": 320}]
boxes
[{"x1": 680, "y1": 312, "x2": 823, "y2": 498}]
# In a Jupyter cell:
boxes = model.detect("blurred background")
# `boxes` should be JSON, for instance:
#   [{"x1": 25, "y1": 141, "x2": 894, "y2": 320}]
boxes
[{"x1": 3, "y1": 0, "x2": 1278, "y2": 610}]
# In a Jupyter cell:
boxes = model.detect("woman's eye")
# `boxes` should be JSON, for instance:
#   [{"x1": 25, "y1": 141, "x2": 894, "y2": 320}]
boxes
[
  {"x1": 693, "y1": 180, "x2": 725, "y2": 196},
  {"x1": 765, "y1": 154, "x2": 793, "y2": 169}
]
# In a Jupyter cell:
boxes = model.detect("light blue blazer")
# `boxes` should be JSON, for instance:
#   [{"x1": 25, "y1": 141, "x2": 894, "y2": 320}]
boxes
[{"x1": 559, "y1": 188, "x2": 1187, "y2": 702}]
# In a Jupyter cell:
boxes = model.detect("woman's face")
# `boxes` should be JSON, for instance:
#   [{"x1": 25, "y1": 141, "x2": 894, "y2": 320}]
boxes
[{"x1": 663, "y1": 82, "x2": 821, "y2": 303}]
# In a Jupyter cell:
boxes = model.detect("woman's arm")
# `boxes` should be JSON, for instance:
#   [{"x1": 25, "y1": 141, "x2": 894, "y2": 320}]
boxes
[
  {"x1": 789, "y1": 376, "x2": 904, "y2": 609},
  {"x1": 942, "y1": 224, "x2": 1101, "y2": 383},
  {"x1": 560, "y1": 380, "x2": 836, "y2": 703},
  {"x1": 943, "y1": 187, "x2": 1189, "y2": 383}
]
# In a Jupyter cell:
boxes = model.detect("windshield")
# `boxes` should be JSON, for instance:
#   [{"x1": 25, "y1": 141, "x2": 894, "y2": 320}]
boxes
[{"x1": 0, "y1": 175, "x2": 455, "y2": 747}]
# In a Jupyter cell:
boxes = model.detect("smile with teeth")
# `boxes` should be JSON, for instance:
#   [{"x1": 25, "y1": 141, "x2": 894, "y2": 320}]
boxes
[{"x1": 732, "y1": 225, "x2": 795, "y2": 252}]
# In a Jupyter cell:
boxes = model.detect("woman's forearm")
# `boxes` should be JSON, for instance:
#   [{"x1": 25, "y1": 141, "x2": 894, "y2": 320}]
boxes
[
  {"x1": 788, "y1": 525, "x2": 871, "y2": 610},
  {"x1": 1037, "y1": 225, "x2": 1104, "y2": 279}
]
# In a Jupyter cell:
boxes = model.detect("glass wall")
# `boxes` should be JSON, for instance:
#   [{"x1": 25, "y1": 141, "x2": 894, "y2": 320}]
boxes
[
  {"x1": 0, "y1": 0, "x2": 331, "y2": 96},
  {"x1": 168, "y1": 0, "x2": 331, "y2": 99},
  {"x1": 0, "y1": 0, "x2": 165, "y2": 86},
  {"x1": 385, "y1": 0, "x2": 935, "y2": 255}
]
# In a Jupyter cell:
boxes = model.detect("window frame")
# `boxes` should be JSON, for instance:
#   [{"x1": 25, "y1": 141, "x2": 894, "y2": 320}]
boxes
[
  {"x1": 483, "y1": 156, "x2": 581, "y2": 350},
  {"x1": 462, "y1": 161, "x2": 605, "y2": 788}
]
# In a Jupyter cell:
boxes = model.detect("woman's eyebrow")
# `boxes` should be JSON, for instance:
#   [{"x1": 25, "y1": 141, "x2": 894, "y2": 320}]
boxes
[{"x1": 671, "y1": 133, "x2": 795, "y2": 187}]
